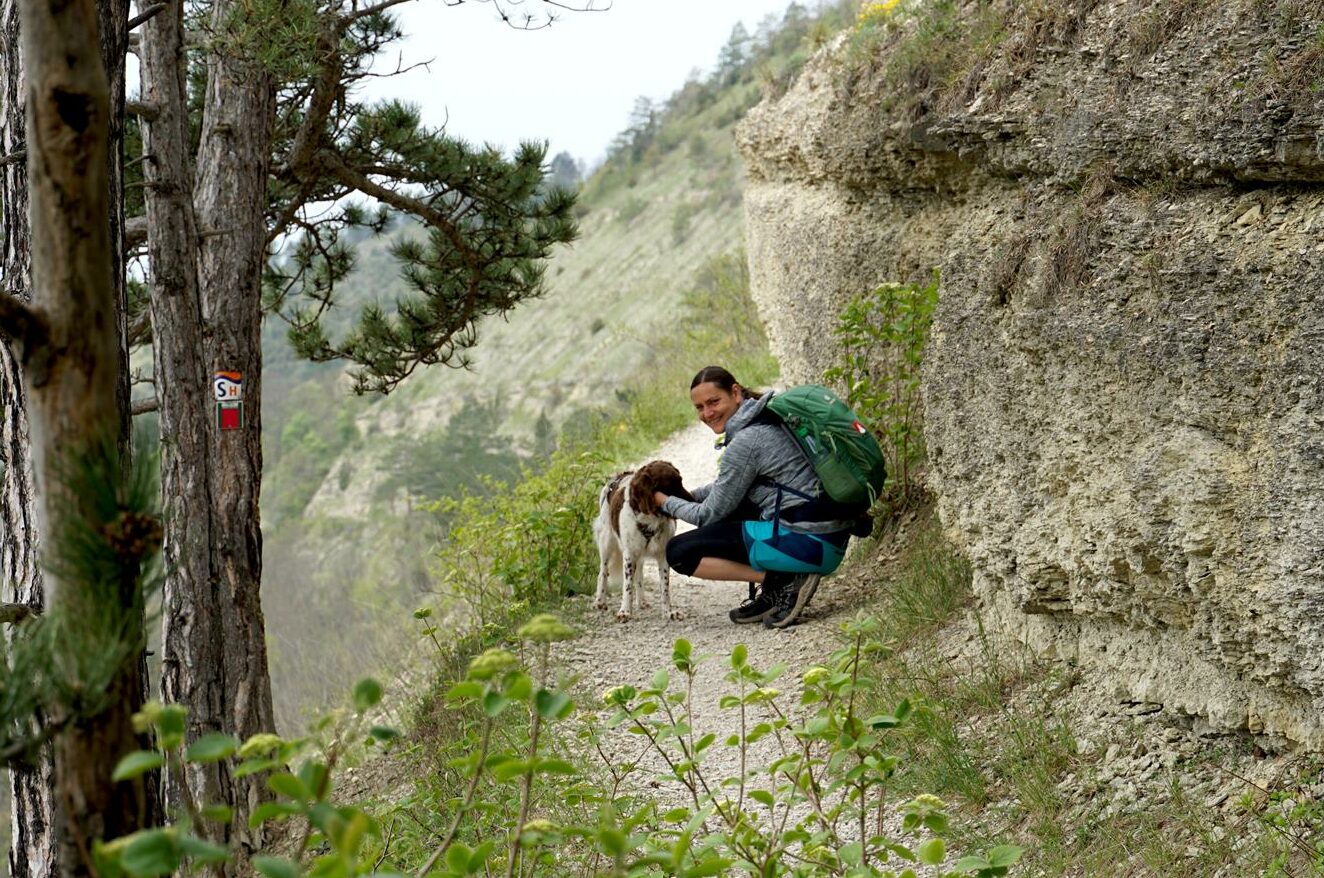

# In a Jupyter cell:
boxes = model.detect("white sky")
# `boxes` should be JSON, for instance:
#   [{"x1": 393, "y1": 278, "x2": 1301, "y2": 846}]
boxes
[{"x1": 359, "y1": 0, "x2": 804, "y2": 166}]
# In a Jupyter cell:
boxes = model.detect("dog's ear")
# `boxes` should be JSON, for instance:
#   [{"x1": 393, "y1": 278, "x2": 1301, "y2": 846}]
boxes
[
  {"x1": 654, "y1": 461, "x2": 693, "y2": 503},
  {"x1": 629, "y1": 465, "x2": 663, "y2": 517}
]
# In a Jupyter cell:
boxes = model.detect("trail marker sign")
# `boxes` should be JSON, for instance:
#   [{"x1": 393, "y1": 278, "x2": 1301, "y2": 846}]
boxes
[{"x1": 214, "y1": 371, "x2": 243, "y2": 431}]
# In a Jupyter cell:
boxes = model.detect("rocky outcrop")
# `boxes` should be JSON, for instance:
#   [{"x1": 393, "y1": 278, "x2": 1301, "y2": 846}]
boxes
[{"x1": 738, "y1": 0, "x2": 1324, "y2": 746}]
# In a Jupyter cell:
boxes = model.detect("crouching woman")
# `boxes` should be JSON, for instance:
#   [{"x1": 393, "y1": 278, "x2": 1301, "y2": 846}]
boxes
[{"x1": 652, "y1": 366, "x2": 854, "y2": 628}]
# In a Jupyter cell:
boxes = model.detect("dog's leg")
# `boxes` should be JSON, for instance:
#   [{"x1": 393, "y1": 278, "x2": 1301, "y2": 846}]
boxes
[
  {"x1": 637, "y1": 558, "x2": 652, "y2": 611},
  {"x1": 617, "y1": 555, "x2": 636, "y2": 623},
  {"x1": 593, "y1": 556, "x2": 611, "y2": 611},
  {"x1": 659, "y1": 557, "x2": 682, "y2": 621},
  {"x1": 594, "y1": 542, "x2": 618, "y2": 611}
]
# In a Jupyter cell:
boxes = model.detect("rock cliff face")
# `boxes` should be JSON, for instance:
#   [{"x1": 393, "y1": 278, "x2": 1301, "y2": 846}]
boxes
[{"x1": 738, "y1": 0, "x2": 1324, "y2": 747}]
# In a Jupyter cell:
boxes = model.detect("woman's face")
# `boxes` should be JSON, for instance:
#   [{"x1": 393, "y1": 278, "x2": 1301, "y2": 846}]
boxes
[{"x1": 690, "y1": 382, "x2": 742, "y2": 434}]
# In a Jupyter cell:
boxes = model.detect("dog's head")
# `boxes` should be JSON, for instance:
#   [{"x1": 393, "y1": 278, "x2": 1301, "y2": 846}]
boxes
[{"x1": 629, "y1": 460, "x2": 694, "y2": 516}]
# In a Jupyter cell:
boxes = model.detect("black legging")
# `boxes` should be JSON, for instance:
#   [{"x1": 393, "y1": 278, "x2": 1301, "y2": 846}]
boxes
[{"x1": 666, "y1": 520, "x2": 749, "y2": 576}]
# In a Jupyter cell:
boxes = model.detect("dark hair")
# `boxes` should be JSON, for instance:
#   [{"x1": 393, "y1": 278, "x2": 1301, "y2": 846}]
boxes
[{"x1": 690, "y1": 365, "x2": 762, "y2": 399}]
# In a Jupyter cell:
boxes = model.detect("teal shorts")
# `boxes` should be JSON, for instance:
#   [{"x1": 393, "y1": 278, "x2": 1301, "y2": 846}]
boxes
[{"x1": 741, "y1": 521, "x2": 848, "y2": 575}]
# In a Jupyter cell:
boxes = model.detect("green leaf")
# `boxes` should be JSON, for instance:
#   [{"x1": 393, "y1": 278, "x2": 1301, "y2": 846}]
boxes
[
  {"x1": 200, "y1": 804, "x2": 234, "y2": 825},
  {"x1": 352, "y1": 678, "x2": 383, "y2": 712},
  {"x1": 483, "y1": 692, "x2": 510, "y2": 718},
  {"x1": 368, "y1": 725, "x2": 400, "y2": 743},
  {"x1": 684, "y1": 857, "x2": 733, "y2": 877},
  {"x1": 748, "y1": 790, "x2": 774, "y2": 807},
  {"x1": 234, "y1": 758, "x2": 280, "y2": 778},
  {"x1": 155, "y1": 705, "x2": 188, "y2": 749},
  {"x1": 730, "y1": 643, "x2": 748, "y2": 669},
  {"x1": 505, "y1": 672, "x2": 533, "y2": 702},
  {"x1": 445, "y1": 681, "x2": 483, "y2": 702},
  {"x1": 598, "y1": 827, "x2": 628, "y2": 857},
  {"x1": 490, "y1": 759, "x2": 530, "y2": 782},
  {"x1": 177, "y1": 834, "x2": 229, "y2": 865},
  {"x1": 445, "y1": 842, "x2": 472, "y2": 873},
  {"x1": 662, "y1": 808, "x2": 690, "y2": 823},
  {"x1": 120, "y1": 830, "x2": 179, "y2": 876},
  {"x1": 252, "y1": 855, "x2": 301, "y2": 878},
  {"x1": 248, "y1": 801, "x2": 303, "y2": 828},
  {"x1": 469, "y1": 840, "x2": 495, "y2": 870},
  {"x1": 650, "y1": 668, "x2": 670, "y2": 690},
  {"x1": 534, "y1": 689, "x2": 573, "y2": 720},
  {"x1": 917, "y1": 837, "x2": 945, "y2": 866},
  {"x1": 298, "y1": 760, "x2": 328, "y2": 799},
  {"x1": 839, "y1": 841, "x2": 863, "y2": 867},
  {"x1": 952, "y1": 855, "x2": 991, "y2": 873},
  {"x1": 988, "y1": 845, "x2": 1024, "y2": 868},
  {"x1": 112, "y1": 751, "x2": 164, "y2": 782},
  {"x1": 186, "y1": 733, "x2": 239, "y2": 763},
  {"x1": 535, "y1": 758, "x2": 577, "y2": 776},
  {"x1": 672, "y1": 638, "x2": 693, "y2": 670},
  {"x1": 267, "y1": 772, "x2": 308, "y2": 801}
]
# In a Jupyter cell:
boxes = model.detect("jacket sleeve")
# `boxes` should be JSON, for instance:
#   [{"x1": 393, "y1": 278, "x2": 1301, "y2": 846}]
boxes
[{"x1": 661, "y1": 437, "x2": 760, "y2": 526}]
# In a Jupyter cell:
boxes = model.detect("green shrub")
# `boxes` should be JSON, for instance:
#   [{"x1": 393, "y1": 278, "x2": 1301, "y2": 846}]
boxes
[
  {"x1": 388, "y1": 616, "x2": 1023, "y2": 877},
  {"x1": 824, "y1": 269, "x2": 939, "y2": 510},
  {"x1": 95, "y1": 680, "x2": 397, "y2": 878}
]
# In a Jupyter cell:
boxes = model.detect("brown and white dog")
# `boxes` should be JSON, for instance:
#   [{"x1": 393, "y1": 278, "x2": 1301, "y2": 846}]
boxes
[{"x1": 593, "y1": 461, "x2": 693, "y2": 622}]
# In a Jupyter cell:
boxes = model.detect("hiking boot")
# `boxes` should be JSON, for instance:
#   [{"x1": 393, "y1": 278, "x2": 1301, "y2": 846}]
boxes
[
  {"x1": 763, "y1": 574, "x2": 821, "y2": 629},
  {"x1": 728, "y1": 577, "x2": 783, "y2": 624}
]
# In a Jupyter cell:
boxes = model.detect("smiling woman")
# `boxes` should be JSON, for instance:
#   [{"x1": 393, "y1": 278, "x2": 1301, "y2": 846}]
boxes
[{"x1": 650, "y1": 365, "x2": 857, "y2": 629}]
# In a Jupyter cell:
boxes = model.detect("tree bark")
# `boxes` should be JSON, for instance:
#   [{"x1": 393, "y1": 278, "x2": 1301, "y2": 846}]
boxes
[
  {"x1": 1, "y1": 0, "x2": 56, "y2": 871},
  {"x1": 14, "y1": 0, "x2": 150, "y2": 871},
  {"x1": 140, "y1": 0, "x2": 276, "y2": 858},
  {"x1": 5, "y1": 0, "x2": 153, "y2": 867}
]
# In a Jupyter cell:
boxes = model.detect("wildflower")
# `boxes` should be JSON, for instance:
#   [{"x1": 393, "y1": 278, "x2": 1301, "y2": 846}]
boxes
[
  {"x1": 467, "y1": 647, "x2": 518, "y2": 681},
  {"x1": 517, "y1": 613, "x2": 575, "y2": 643},
  {"x1": 238, "y1": 733, "x2": 284, "y2": 759}
]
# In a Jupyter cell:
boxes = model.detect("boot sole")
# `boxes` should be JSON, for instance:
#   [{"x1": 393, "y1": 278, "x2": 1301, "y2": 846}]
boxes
[
  {"x1": 730, "y1": 606, "x2": 776, "y2": 624},
  {"x1": 764, "y1": 575, "x2": 820, "y2": 629}
]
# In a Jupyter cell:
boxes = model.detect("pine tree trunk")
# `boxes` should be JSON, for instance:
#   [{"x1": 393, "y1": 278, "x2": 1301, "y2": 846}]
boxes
[
  {"x1": 140, "y1": 0, "x2": 276, "y2": 857},
  {"x1": 2, "y1": 0, "x2": 56, "y2": 872},
  {"x1": 4, "y1": 0, "x2": 152, "y2": 867},
  {"x1": 12, "y1": 0, "x2": 151, "y2": 870}
]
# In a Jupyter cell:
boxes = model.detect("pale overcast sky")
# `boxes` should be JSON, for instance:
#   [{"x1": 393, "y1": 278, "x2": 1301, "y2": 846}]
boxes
[{"x1": 360, "y1": 0, "x2": 805, "y2": 166}]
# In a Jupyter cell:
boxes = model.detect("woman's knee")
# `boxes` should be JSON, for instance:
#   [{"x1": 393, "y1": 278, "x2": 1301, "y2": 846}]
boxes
[{"x1": 666, "y1": 535, "x2": 700, "y2": 576}]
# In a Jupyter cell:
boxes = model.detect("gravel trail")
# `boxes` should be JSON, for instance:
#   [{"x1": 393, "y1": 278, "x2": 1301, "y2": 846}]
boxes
[{"x1": 555, "y1": 420, "x2": 872, "y2": 813}]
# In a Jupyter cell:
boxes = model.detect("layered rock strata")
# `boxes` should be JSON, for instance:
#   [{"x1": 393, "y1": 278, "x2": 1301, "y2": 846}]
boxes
[{"x1": 738, "y1": 0, "x2": 1324, "y2": 746}]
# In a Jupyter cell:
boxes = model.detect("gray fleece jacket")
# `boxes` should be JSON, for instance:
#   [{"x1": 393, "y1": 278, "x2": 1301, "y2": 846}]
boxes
[{"x1": 661, "y1": 393, "x2": 849, "y2": 534}]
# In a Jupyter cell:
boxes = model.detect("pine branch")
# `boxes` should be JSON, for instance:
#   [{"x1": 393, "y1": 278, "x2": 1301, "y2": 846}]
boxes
[
  {"x1": 0, "y1": 293, "x2": 50, "y2": 355},
  {"x1": 318, "y1": 150, "x2": 480, "y2": 272},
  {"x1": 131, "y1": 397, "x2": 159, "y2": 416},
  {"x1": 127, "y1": 3, "x2": 166, "y2": 31},
  {"x1": 0, "y1": 603, "x2": 38, "y2": 625},
  {"x1": 125, "y1": 215, "x2": 148, "y2": 249}
]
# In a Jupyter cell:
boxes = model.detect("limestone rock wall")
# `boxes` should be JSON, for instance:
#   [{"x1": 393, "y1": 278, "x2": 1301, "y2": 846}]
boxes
[{"x1": 738, "y1": 0, "x2": 1324, "y2": 746}]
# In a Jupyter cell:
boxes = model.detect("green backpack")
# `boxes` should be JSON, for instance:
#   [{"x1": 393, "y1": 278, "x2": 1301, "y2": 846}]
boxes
[{"x1": 763, "y1": 384, "x2": 887, "y2": 508}]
